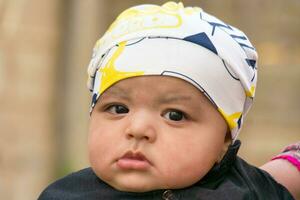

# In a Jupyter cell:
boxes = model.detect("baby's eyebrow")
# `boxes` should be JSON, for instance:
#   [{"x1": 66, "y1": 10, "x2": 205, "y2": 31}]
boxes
[
  {"x1": 102, "y1": 87, "x2": 192, "y2": 104},
  {"x1": 101, "y1": 86, "x2": 131, "y2": 100},
  {"x1": 157, "y1": 95, "x2": 192, "y2": 104}
]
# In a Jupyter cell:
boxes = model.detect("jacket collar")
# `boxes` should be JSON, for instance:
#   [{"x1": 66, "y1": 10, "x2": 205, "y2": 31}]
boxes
[{"x1": 196, "y1": 140, "x2": 241, "y2": 188}]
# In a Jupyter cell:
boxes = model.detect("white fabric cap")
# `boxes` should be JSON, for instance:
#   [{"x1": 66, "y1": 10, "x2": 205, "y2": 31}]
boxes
[{"x1": 87, "y1": 2, "x2": 258, "y2": 141}]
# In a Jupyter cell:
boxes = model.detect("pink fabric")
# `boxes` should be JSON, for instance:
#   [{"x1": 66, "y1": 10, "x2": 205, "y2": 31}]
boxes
[
  {"x1": 272, "y1": 155, "x2": 300, "y2": 172},
  {"x1": 282, "y1": 142, "x2": 300, "y2": 153}
]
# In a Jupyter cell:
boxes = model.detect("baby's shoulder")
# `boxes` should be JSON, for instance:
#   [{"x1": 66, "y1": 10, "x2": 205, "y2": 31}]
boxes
[
  {"x1": 37, "y1": 168, "x2": 106, "y2": 200},
  {"x1": 230, "y1": 157, "x2": 294, "y2": 199}
]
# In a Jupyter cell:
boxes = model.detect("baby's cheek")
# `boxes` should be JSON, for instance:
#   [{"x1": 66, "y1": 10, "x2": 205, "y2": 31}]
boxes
[
  {"x1": 88, "y1": 127, "x2": 113, "y2": 153},
  {"x1": 88, "y1": 132, "x2": 109, "y2": 168},
  {"x1": 89, "y1": 142, "x2": 114, "y2": 183},
  {"x1": 158, "y1": 150, "x2": 214, "y2": 188},
  {"x1": 166, "y1": 163, "x2": 210, "y2": 188}
]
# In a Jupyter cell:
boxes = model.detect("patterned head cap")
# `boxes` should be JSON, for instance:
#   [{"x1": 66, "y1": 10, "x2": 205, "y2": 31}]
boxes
[{"x1": 87, "y1": 2, "x2": 258, "y2": 141}]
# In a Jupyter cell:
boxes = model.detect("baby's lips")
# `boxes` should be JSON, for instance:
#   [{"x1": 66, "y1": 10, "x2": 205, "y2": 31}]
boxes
[
  {"x1": 117, "y1": 151, "x2": 152, "y2": 170},
  {"x1": 122, "y1": 151, "x2": 146, "y2": 160}
]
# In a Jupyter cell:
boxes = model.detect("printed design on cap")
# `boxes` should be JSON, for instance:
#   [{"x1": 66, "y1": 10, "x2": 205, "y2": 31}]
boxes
[
  {"x1": 183, "y1": 32, "x2": 218, "y2": 55},
  {"x1": 101, "y1": 2, "x2": 201, "y2": 41},
  {"x1": 218, "y1": 108, "x2": 242, "y2": 130},
  {"x1": 96, "y1": 41, "x2": 144, "y2": 94},
  {"x1": 199, "y1": 11, "x2": 257, "y2": 98}
]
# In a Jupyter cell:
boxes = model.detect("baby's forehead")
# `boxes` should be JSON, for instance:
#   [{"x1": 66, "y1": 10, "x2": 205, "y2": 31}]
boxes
[
  {"x1": 103, "y1": 75, "x2": 201, "y2": 95},
  {"x1": 99, "y1": 76, "x2": 211, "y2": 107}
]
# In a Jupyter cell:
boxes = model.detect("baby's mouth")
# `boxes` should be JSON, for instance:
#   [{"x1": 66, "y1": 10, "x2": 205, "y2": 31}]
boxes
[{"x1": 117, "y1": 151, "x2": 151, "y2": 170}]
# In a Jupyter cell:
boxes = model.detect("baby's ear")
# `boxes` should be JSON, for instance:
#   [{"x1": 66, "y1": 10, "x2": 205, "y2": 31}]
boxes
[
  {"x1": 224, "y1": 130, "x2": 232, "y2": 145},
  {"x1": 217, "y1": 131, "x2": 232, "y2": 163}
]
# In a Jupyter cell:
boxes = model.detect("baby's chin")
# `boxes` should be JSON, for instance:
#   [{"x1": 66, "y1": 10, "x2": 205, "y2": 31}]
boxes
[
  {"x1": 109, "y1": 179, "x2": 203, "y2": 193},
  {"x1": 100, "y1": 173, "x2": 204, "y2": 193},
  {"x1": 102, "y1": 174, "x2": 166, "y2": 192}
]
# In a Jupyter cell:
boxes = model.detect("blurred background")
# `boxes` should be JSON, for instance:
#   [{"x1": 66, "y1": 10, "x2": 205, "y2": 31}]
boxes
[{"x1": 0, "y1": 0, "x2": 299, "y2": 199}]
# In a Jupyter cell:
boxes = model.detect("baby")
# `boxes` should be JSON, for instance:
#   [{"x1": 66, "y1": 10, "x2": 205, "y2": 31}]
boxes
[{"x1": 38, "y1": 2, "x2": 296, "y2": 199}]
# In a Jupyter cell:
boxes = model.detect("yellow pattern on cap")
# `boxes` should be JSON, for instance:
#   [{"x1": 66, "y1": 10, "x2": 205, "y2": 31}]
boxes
[
  {"x1": 245, "y1": 85, "x2": 256, "y2": 97},
  {"x1": 106, "y1": 2, "x2": 184, "y2": 39},
  {"x1": 218, "y1": 108, "x2": 242, "y2": 130},
  {"x1": 94, "y1": 2, "x2": 202, "y2": 56},
  {"x1": 98, "y1": 41, "x2": 144, "y2": 94}
]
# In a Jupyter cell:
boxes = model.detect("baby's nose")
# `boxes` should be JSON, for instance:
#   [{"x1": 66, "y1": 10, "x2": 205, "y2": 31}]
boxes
[{"x1": 124, "y1": 110, "x2": 157, "y2": 143}]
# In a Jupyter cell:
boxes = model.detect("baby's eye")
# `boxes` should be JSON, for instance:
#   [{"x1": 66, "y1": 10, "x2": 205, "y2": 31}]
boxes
[
  {"x1": 163, "y1": 110, "x2": 186, "y2": 121},
  {"x1": 106, "y1": 104, "x2": 129, "y2": 114}
]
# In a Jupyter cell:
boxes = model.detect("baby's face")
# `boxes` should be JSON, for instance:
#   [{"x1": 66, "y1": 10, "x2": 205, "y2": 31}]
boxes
[{"x1": 88, "y1": 76, "x2": 228, "y2": 192}]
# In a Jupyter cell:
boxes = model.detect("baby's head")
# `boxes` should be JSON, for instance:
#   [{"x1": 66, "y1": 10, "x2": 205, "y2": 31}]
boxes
[{"x1": 86, "y1": 2, "x2": 258, "y2": 192}]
